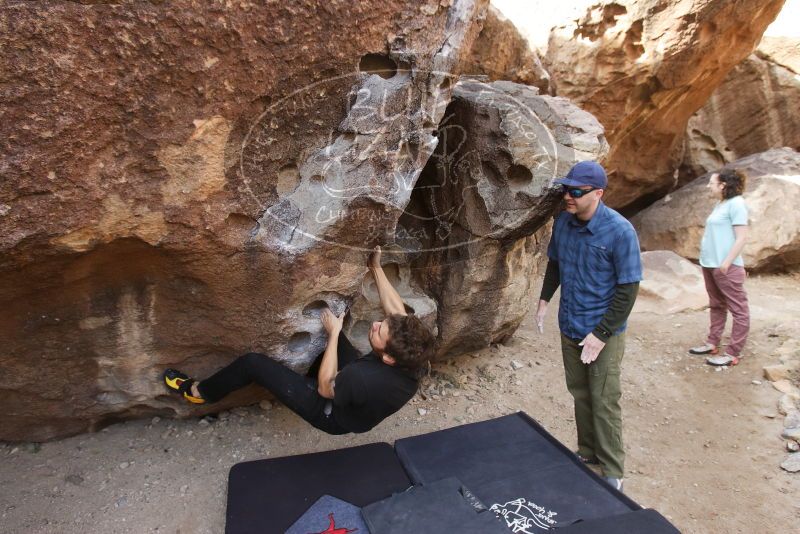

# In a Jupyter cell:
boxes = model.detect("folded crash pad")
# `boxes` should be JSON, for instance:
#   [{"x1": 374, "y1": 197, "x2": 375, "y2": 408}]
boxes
[{"x1": 362, "y1": 477, "x2": 509, "y2": 534}]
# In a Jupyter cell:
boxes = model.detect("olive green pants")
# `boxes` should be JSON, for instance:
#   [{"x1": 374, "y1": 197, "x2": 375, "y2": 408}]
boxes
[{"x1": 561, "y1": 333, "x2": 625, "y2": 479}]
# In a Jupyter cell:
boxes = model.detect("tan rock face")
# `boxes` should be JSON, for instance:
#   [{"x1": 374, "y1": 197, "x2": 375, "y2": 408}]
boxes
[
  {"x1": 0, "y1": 0, "x2": 492, "y2": 441},
  {"x1": 634, "y1": 251, "x2": 707, "y2": 315},
  {"x1": 2, "y1": 1, "x2": 610, "y2": 442},
  {"x1": 683, "y1": 37, "x2": 800, "y2": 177},
  {"x1": 545, "y1": 0, "x2": 786, "y2": 209},
  {"x1": 462, "y1": 6, "x2": 552, "y2": 94},
  {"x1": 399, "y1": 79, "x2": 608, "y2": 356},
  {"x1": 633, "y1": 148, "x2": 800, "y2": 272}
]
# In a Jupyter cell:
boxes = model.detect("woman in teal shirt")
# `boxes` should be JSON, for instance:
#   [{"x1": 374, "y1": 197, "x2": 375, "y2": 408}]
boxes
[{"x1": 688, "y1": 169, "x2": 750, "y2": 366}]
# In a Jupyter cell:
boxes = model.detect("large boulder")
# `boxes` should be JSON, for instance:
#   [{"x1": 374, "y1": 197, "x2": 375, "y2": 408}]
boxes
[
  {"x1": 399, "y1": 79, "x2": 608, "y2": 355},
  {"x1": 683, "y1": 36, "x2": 800, "y2": 176},
  {"x1": 545, "y1": 0, "x2": 786, "y2": 209},
  {"x1": 0, "y1": 0, "x2": 491, "y2": 441},
  {"x1": 633, "y1": 251, "x2": 707, "y2": 315},
  {"x1": 462, "y1": 6, "x2": 552, "y2": 94},
  {"x1": 633, "y1": 148, "x2": 800, "y2": 272}
]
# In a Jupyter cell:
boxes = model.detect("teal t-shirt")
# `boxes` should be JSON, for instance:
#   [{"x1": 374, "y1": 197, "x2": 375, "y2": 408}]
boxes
[{"x1": 699, "y1": 195, "x2": 748, "y2": 268}]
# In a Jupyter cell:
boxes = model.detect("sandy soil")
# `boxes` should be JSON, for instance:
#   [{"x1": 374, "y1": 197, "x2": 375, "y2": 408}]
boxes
[{"x1": 2, "y1": 274, "x2": 799, "y2": 534}]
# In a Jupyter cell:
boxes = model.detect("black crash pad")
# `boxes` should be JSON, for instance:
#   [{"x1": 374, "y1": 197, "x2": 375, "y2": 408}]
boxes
[
  {"x1": 225, "y1": 442, "x2": 410, "y2": 534},
  {"x1": 226, "y1": 413, "x2": 679, "y2": 533}
]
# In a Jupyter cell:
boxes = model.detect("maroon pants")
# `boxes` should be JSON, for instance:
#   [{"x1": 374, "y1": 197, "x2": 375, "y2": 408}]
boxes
[{"x1": 702, "y1": 266, "x2": 750, "y2": 357}]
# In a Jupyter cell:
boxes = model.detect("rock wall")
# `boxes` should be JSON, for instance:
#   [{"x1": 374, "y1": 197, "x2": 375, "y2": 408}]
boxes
[
  {"x1": 462, "y1": 6, "x2": 552, "y2": 94},
  {"x1": 682, "y1": 36, "x2": 800, "y2": 177},
  {"x1": 633, "y1": 148, "x2": 800, "y2": 272},
  {"x1": 0, "y1": 0, "x2": 492, "y2": 441},
  {"x1": 545, "y1": 0, "x2": 786, "y2": 210}
]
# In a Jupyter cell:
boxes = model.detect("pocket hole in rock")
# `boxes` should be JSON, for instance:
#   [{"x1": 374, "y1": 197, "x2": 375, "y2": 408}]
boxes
[
  {"x1": 359, "y1": 53, "x2": 398, "y2": 79},
  {"x1": 276, "y1": 164, "x2": 300, "y2": 196},
  {"x1": 288, "y1": 332, "x2": 311, "y2": 352},
  {"x1": 507, "y1": 164, "x2": 533, "y2": 190}
]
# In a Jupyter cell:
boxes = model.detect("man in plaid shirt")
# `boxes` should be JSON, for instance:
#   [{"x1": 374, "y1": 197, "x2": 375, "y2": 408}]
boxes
[{"x1": 535, "y1": 161, "x2": 642, "y2": 493}]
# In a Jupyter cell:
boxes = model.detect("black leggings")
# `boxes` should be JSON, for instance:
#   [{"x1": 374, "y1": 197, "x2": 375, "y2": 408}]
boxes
[{"x1": 196, "y1": 333, "x2": 362, "y2": 435}]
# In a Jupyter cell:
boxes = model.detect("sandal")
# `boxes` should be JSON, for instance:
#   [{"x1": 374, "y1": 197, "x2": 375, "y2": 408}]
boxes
[
  {"x1": 689, "y1": 343, "x2": 718, "y2": 355},
  {"x1": 706, "y1": 354, "x2": 739, "y2": 367},
  {"x1": 163, "y1": 368, "x2": 205, "y2": 404}
]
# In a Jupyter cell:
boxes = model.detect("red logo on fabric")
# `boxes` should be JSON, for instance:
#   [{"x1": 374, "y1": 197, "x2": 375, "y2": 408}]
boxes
[{"x1": 309, "y1": 512, "x2": 357, "y2": 534}]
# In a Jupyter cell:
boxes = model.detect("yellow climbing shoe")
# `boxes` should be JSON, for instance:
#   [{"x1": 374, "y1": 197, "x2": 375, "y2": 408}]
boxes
[{"x1": 163, "y1": 368, "x2": 205, "y2": 404}]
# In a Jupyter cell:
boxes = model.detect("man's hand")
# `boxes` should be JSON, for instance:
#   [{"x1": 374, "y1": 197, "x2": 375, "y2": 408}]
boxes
[
  {"x1": 720, "y1": 261, "x2": 731, "y2": 275},
  {"x1": 578, "y1": 332, "x2": 606, "y2": 364},
  {"x1": 369, "y1": 245, "x2": 382, "y2": 270},
  {"x1": 535, "y1": 300, "x2": 548, "y2": 334},
  {"x1": 320, "y1": 308, "x2": 344, "y2": 335}
]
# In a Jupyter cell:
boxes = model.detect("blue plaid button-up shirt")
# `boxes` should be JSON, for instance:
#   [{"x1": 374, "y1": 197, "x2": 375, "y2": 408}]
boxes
[{"x1": 547, "y1": 202, "x2": 643, "y2": 340}]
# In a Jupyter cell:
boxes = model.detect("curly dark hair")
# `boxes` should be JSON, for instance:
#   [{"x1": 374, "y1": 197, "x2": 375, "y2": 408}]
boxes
[
  {"x1": 385, "y1": 314, "x2": 436, "y2": 369},
  {"x1": 717, "y1": 168, "x2": 746, "y2": 199}
]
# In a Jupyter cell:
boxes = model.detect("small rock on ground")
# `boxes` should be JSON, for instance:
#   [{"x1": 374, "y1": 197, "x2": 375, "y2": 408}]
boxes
[
  {"x1": 784, "y1": 412, "x2": 800, "y2": 429},
  {"x1": 781, "y1": 427, "x2": 800, "y2": 441},
  {"x1": 780, "y1": 453, "x2": 800, "y2": 473}
]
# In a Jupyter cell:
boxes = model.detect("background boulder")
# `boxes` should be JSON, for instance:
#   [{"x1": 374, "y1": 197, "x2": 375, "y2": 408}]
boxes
[
  {"x1": 633, "y1": 148, "x2": 800, "y2": 272},
  {"x1": 463, "y1": 6, "x2": 552, "y2": 94},
  {"x1": 544, "y1": 0, "x2": 786, "y2": 210},
  {"x1": 682, "y1": 36, "x2": 800, "y2": 176},
  {"x1": 633, "y1": 251, "x2": 707, "y2": 315}
]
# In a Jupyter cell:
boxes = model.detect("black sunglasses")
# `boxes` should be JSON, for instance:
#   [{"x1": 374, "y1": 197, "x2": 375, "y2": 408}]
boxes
[{"x1": 563, "y1": 186, "x2": 599, "y2": 199}]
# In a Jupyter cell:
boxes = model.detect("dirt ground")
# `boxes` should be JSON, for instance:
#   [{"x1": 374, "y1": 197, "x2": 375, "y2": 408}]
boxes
[{"x1": 2, "y1": 274, "x2": 799, "y2": 534}]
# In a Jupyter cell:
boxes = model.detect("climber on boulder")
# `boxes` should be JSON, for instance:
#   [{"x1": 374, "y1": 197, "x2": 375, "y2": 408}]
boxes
[{"x1": 163, "y1": 246, "x2": 435, "y2": 434}]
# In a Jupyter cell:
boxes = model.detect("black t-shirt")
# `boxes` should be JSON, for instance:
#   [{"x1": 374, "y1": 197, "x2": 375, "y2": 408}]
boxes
[{"x1": 331, "y1": 334, "x2": 418, "y2": 433}]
